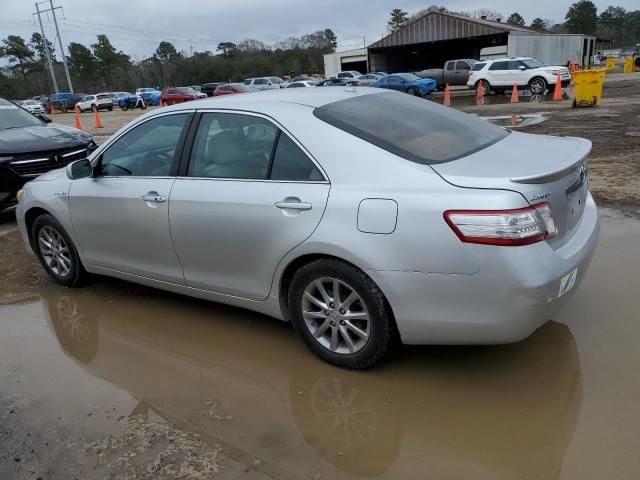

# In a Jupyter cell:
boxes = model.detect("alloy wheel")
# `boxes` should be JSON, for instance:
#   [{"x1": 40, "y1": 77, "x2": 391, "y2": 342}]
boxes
[
  {"x1": 301, "y1": 277, "x2": 371, "y2": 354},
  {"x1": 530, "y1": 79, "x2": 546, "y2": 94},
  {"x1": 38, "y1": 226, "x2": 72, "y2": 277}
]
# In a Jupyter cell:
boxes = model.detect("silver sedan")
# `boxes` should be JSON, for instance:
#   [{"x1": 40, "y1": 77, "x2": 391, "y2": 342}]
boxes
[{"x1": 15, "y1": 88, "x2": 599, "y2": 369}]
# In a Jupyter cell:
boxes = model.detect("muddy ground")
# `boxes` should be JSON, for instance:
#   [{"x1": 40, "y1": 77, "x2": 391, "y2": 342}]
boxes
[{"x1": 2, "y1": 72, "x2": 640, "y2": 479}]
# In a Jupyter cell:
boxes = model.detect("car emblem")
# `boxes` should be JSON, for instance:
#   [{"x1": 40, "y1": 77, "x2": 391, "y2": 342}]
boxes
[{"x1": 530, "y1": 192, "x2": 552, "y2": 202}]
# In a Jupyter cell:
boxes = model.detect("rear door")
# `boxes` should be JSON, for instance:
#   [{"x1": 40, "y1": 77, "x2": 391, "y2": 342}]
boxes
[
  {"x1": 487, "y1": 61, "x2": 510, "y2": 87},
  {"x1": 169, "y1": 111, "x2": 330, "y2": 300},
  {"x1": 386, "y1": 76, "x2": 405, "y2": 91},
  {"x1": 453, "y1": 61, "x2": 472, "y2": 85}
]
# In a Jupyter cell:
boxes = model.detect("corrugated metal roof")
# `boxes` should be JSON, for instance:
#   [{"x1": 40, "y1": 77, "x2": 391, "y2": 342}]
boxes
[{"x1": 369, "y1": 10, "x2": 538, "y2": 49}]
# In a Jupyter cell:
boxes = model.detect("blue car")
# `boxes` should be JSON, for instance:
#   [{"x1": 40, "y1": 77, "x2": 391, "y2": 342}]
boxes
[
  {"x1": 371, "y1": 73, "x2": 436, "y2": 97},
  {"x1": 135, "y1": 87, "x2": 162, "y2": 106}
]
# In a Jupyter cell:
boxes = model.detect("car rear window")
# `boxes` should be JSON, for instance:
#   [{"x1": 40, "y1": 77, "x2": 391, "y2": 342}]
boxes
[
  {"x1": 471, "y1": 63, "x2": 486, "y2": 71},
  {"x1": 313, "y1": 92, "x2": 509, "y2": 164}
]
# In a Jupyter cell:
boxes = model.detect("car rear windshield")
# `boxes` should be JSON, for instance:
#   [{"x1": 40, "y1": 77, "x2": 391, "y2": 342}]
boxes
[
  {"x1": 471, "y1": 62, "x2": 486, "y2": 71},
  {"x1": 313, "y1": 92, "x2": 509, "y2": 164}
]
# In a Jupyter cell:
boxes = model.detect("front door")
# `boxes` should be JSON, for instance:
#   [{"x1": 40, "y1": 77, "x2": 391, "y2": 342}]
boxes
[
  {"x1": 169, "y1": 111, "x2": 330, "y2": 300},
  {"x1": 69, "y1": 112, "x2": 192, "y2": 283}
]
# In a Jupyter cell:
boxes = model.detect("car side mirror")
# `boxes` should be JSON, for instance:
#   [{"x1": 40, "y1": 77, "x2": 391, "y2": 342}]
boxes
[
  {"x1": 39, "y1": 114, "x2": 52, "y2": 123},
  {"x1": 66, "y1": 158, "x2": 93, "y2": 180},
  {"x1": 519, "y1": 66, "x2": 526, "y2": 70}
]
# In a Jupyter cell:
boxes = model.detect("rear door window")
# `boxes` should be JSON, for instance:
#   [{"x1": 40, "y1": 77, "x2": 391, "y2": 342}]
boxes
[
  {"x1": 314, "y1": 92, "x2": 509, "y2": 164},
  {"x1": 489, "y1": 61, "x2": 508, "y2": 71},
  {"x1": 455, "y1": 61, "x2": 471, "y2": 70},
  {"x1": 269, "y1": 134, "x2": 323, "y2": 181}
]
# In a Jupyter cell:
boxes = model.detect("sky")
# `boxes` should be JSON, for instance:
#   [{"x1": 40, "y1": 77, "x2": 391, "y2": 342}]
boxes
[{"x1": 1, "y1": 0, "x2": 638, "y2": 61}]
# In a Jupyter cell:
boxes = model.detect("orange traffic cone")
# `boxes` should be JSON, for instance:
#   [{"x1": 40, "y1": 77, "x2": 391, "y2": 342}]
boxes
[
  {"x1": 74, "y1": 111, "x2": 83, "y2": 130},
  {"x1": 476, "y1": 81, "x2": 484, "y2": 106},
  {"x1": 553, "y1": 74, "x2": 563, "y2": 101},
  {"x1": 49, "y1": 105, "x2": 56, "y2": 116},
  {"x1": 94, "y1": 109, "x2": 103, "y2": 128},
  {"x1": 511, "y1": 114, "x2": 517, "y2": 127},
  {"x1": 75, "y1": 105, "x2": 80, "y2": 114},
  {"x1": 443, "y1": 83, "x2": 451, "y2": 106},
  {"x1": 159, "y1": 98, "x2": 164, "y2": 107},
  {"x1": 510, "y1": 83, "x2": 519, "y2": 103}
]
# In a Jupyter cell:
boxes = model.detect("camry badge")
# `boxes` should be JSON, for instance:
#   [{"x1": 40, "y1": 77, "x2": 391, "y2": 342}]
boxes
[{"x1": 530, "y1": 192, "x2": 552, "y2": 202}]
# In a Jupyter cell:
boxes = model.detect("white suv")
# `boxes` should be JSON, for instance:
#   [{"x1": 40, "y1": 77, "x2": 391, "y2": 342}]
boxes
[
  {"x1": 244, "y1": 77, "x2": 284, "y2": 91},
  {"x1": 74, "y1": 94, "x2": 114, "y2": 112},
  {"x1": 467, "y1": 57, "x2": 571, "y2": 95}
]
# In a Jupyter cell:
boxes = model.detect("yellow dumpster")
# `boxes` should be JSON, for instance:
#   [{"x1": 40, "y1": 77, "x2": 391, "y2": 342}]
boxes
[
  {"x1": 572, "y1": 69, "x2": 605, "y2": 108},
  {"x1": 605, "y1": 57, "x2": 616, "y2": 71},
  {"x1": 624, "y1": 57, "x2": 634, "y2": 73}
]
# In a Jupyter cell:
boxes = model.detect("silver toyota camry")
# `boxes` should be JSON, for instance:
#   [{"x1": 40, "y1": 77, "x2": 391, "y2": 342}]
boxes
[{"x1": 15, "y1": 88, "x2": 599, "y2": 369}]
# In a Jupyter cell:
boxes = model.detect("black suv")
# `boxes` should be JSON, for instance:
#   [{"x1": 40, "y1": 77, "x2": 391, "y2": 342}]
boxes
[{"x1": 0, "y1": 98, "x2": 95, "y2": 210}]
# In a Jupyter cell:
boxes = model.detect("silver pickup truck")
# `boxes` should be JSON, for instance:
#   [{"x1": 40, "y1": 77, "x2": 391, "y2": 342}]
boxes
[{"x1": 414, "y1": 59, "x2": 478, "y2": 89}]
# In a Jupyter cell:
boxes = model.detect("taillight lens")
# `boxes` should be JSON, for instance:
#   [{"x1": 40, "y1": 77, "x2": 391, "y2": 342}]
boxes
[{"x1": 444, "y1": 203, "x2": 557, "y2": 246}]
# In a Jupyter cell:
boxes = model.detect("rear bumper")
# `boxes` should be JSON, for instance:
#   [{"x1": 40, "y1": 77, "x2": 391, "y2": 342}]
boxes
[{"x1": 370, "y1": 193, "x2": 599, "y2": 345}]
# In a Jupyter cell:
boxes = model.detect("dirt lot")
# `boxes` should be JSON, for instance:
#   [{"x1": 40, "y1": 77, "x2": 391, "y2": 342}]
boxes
[{"x1": 1, "y1": 72, "x2": 640, "y2": 479}]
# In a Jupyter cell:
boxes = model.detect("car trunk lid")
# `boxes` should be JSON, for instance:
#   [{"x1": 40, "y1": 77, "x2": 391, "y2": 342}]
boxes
[{"x1": 430, "y1": 131, "x2": 591, "y2": 249}]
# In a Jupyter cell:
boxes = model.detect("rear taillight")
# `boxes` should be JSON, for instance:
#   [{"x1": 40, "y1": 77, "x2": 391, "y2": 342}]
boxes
[{"x1": 444, "y1": 203, "x2": 557, "y2": 246}]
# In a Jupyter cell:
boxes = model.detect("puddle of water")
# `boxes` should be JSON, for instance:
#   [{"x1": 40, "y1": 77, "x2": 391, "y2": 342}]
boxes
[
  {"x1": 431, "y1": 89, "x2": 572, "y2": 107},
  {"x1": 1, "y1": 210, "x2": 640, "y2": 479}
]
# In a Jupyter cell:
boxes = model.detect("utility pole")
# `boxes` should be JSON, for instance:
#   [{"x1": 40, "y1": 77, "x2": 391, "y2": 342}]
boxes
[
  {"x1": 34, "y1": 2, "x2": 59, "y2": 94},
  {"x1": 36, "y1": 0, "x2": 73, "y2": 92}
]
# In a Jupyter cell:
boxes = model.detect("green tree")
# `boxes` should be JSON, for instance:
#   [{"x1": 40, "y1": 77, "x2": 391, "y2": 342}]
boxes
[
  {"x1": 91, "y1": 34, "x2": 131, "y2": 89},
  {"x1": 324, "y1": 29, "x2": 338, "y2": 50},
  {"x1": 388, "y1": 8, "x2": 409, "y2": 33},
  {"x1": 530, "y1": 17, "x2": 547, "y2": 29},
  {"x1": 216, "y1": 42, "x2": 237, "y2": 57},
  {"x1": 1, "y1": 35, "x2": 34, "y2": 83},
  {"x1": 507, "y1": 12, "x2": 525, "y2": 26},
  {"x1": 565, "y1": 0, "x2": 598, "y2": 35},
  {"x1": 154, "y1": 41, "x2": 181, "y2": 85},
  {"x1": 67, "y1": 42, "x2": 98, "y2": 91},
  {"x1": 30, "y1": 32, "x2": 56, "y2": 62}
]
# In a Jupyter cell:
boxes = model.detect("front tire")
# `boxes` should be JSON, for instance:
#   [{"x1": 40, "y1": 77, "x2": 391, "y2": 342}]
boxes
[
  {"x1": 32, "y1": 214, "x2": 87, "y2": 287},
  {"x1": 529, "y1": 77, "x2": 547, "y2": 95},
  {"x1": 288, "y1": 258, "x2": 394, "y2": 369}
]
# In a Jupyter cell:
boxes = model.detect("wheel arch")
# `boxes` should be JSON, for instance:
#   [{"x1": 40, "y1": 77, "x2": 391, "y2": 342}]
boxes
[
  {"x1": 277, "y1": 253, "x2": 397, "y2": 333},
  {"x1": 24, "y1": 206, "x2": 53, "y2": 249}
]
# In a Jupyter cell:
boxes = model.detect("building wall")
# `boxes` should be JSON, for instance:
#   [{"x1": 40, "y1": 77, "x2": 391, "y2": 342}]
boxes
[
  {"x1": 508, "y1": 34, "x2": 595, "y2": 67},
  {"x1": 323, "y1": 48, "x2": 368, "y2": 77}
]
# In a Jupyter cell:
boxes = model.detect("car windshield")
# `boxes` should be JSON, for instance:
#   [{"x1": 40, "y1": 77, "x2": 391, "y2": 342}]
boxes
[
  {"x1": 314, "y1": 92, "x2": 509, "y2": 164},
  {"x1": 0, "y1": 100, "x2": 42, "y2": 129},
  {"x1": 397, "y1": 73, "x2": 420, "y2": 81},
  {"x1": 521, "y1": 59, "x2": 544, "y2": 69}
]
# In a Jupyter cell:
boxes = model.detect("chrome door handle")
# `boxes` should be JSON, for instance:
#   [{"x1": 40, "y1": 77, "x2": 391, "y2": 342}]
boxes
[
  {"x1": 141, "y1": 193, "x2": 167, "y2": 203},
  {"x1": 275, "y1": 201, "x2": 312, "y2": 211}
]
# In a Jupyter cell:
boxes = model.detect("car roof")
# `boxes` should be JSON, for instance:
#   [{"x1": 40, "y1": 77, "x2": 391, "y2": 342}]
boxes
[
  {"x1": 485, "y1": 57, "x2": 532, "y2": 62},
  {"x1": 158, "y1": 87, "x2": 382, "y2": 112}
]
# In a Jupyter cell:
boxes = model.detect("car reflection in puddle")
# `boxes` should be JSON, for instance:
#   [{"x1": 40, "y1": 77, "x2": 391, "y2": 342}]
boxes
[{"x1": 42, "y1": 284, "x2": 581, "y2": 479}]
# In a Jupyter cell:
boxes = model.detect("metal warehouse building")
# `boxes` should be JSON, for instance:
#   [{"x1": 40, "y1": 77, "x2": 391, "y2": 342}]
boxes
[{"x1": 366, "y1": 9, "x2": 605, "y2": 73}]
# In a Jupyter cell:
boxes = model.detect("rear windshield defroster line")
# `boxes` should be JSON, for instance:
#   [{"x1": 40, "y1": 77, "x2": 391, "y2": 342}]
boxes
[{"x1": 313, "y1": 92, "x2": 510, "y2": 165}]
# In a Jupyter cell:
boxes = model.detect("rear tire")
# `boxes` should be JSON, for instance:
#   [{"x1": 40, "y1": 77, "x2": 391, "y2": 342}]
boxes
[
  {"x1": 32, "y1": 214, "x2": 87, "y2": 287},
  {"x1": 288, "y1": 258, "x2": 394, "y2": 369},
  {"x1": 476, "y1": 80, "x2": 491, "y2": 96},
  {"x1": 407, "y1": 87, "x2": 421, "y2": 96}
]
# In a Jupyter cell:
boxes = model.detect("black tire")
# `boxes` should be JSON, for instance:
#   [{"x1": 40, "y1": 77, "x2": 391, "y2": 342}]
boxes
[
  {"x1": 121, "y1": 104, "x2": 128, "y2": 111},
  {"x1": 476, "y1": 80, "x2": 491, "y2": 96},
  {"x1": 288, "y1": 258, "x2": 395, "y2": 369},
  {"x1": 32, "y1": 214, "x2": 87, "y2": 287},
  {"x1": 529, "y1": 77, "x2": 547, "y2": 95},
  {"x1": 108, "y1": 107, "x2": 113, "y2": 111},
  {"x1": 407, "y1": 87, "x2": 421, "y2": 97}
]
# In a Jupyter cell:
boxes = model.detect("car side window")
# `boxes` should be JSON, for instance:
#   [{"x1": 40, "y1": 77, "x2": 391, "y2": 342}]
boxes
[
  {"x1": 489, "y1": 61, "x2": 507, "y2": 71},
  {"x1": 270, "y1": 133, "x2": 323, "y2": 181},
  {"x1": 388, "y1": 76, "x2": 402, "y2": 84},
  {"x1": 188, "y1": 113, "x2": 277, "y2": 180},
  {"x1": 446, "y1": 62, "x2": 455, "y2": 71},
  {"x1": 508, "y1": 61, "x2": 524, "y2": 70},
  {"x1": 456, "y1": 61, "x2": 470, "y2": 70},
  {"x1": 99, "y1": 114, "x2": 189, "y2": 177}
]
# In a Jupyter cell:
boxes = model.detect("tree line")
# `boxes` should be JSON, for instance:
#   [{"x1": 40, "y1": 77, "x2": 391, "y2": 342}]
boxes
[
  {"x1": 0, "y1": 29, "x2": 338, "y2": 99},
  {"x1": 388, "y1": 1, "x2": 640, "y2": 47}
]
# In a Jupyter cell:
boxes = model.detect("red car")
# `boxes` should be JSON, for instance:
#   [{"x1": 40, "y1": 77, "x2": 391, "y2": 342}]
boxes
[
  {"x1": 160, "y1": 87, "x2": 200, "y2": 105},
  {"x1": 213, "y1": 83, "x2": 249, "y2": 96}
]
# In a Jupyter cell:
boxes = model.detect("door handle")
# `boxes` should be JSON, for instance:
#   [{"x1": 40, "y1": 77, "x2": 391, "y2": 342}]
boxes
[
  {"x1": 141, "y1": 192, "x2": 167, "y2": 203},
  {"x1": 275, "y1": 200, "x2": 312, "y2": 211}
]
